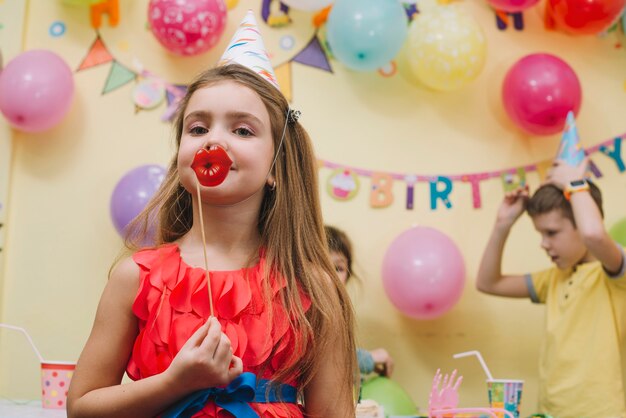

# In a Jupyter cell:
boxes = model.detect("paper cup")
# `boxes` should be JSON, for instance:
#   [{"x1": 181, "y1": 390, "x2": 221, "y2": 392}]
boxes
[
  {"x1": 487, "y1": 379, "x2": 523, "y2": 418},
  {"x1": 41, "y1": 361, "x2": 76, "y2": 409}
]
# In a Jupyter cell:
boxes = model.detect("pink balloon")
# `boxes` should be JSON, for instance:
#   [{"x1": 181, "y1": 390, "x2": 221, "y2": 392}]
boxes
[
  {"x1": 382, "y1": 227, "x2": 465, "y2": 320},
  {"x1": 0, "y1": 50, "x2": 74, "y2": 133},
  {"x1": 148, "y1": 0, "x2": 228, "y2": 56},
  {"x1": 502, "y1": 53, "x2": 581, "y2": 136},
  {"x1": 487, "y1": 0, "x2": 539, "y2": 12}
]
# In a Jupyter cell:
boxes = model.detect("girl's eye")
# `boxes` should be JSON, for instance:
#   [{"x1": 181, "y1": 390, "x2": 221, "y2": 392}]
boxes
[
  {"x1": 234, "y1": 127, "x2": 253, "y2": 137},
  {"x1": 189, "y1": 125, "x2": 208, "y2": 135}
]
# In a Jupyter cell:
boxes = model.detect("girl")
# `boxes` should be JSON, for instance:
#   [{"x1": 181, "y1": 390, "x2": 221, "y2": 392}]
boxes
[
  {"x1": 325, "y1": 225, "x2": 394, "y2": 378},
  {"x1": 67, "y1": 63, "x2": 357, "y2": 418}
]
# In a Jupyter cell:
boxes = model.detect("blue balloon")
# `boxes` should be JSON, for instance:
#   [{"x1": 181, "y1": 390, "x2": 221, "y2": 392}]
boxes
[{"x1": 326, "y1": 0, "x2": 408, "y2": 71}]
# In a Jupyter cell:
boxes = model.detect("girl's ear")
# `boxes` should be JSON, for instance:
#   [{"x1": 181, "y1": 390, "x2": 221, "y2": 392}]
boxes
[{"x1": 267, "y1": 174, "x2": 276, "y2": 191}]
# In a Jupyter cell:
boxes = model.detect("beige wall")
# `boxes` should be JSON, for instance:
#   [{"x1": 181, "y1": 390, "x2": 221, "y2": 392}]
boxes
[{"x1": 1, "y1": 0, "x2": 626, "y2": 415}]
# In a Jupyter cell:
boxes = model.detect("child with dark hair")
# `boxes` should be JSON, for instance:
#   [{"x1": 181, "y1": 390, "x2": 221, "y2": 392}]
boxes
[
  {"x1": 476, "y1": 159, "x2": 626, "y2": 417},
  {"x1": 325, "y1": 225, "x2": 394, "y2": 378}
]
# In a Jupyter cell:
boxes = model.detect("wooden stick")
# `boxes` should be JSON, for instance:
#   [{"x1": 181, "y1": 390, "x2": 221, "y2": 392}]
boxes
[{"x1": 195, "y1": 178, "x2": 215, "y2": 318}]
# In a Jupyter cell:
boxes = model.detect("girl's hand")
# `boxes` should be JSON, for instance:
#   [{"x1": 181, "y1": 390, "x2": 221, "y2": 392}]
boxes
[
  {"x1": 370, "y1": 348, "x2": 394, "y2": 377},
  {"x1": 544, "y1": 158, "x2": 588, "y2": 190},
  {"x1": 165, "y1": 317, "x2": 243, "y2": 392},
  {"x1": 496, "y1": 185, "x2": 529, "y2": 229}
]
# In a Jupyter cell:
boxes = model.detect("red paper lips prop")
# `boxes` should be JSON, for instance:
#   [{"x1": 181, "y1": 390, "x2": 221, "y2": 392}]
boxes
[{"x1": 191, "y1": 147, "x2": 233, "y2": 187}]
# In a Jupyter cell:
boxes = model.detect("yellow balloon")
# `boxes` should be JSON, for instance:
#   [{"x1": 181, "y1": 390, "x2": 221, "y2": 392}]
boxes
[{"x1": 406, "y1": 5, "x2": 486, "y2": 91}]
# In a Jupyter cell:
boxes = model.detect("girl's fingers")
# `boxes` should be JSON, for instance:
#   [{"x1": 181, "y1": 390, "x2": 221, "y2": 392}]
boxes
[
  {"x1": 228, "y1": 356, "x2": 243, "y2": 379},
  {"x1": 199, "y1": 317, "x2": 222, "y2": 357},
  {"x1": 213, "y1": 333, "x2": 233, "y2": 364}
]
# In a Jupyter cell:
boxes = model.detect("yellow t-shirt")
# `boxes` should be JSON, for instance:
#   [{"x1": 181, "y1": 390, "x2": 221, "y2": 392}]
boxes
[{"x1": 526, "y1": 246, "x2": 626, "y2": 418}]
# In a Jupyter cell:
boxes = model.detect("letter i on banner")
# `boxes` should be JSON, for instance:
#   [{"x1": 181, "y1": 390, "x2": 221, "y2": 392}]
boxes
[
  {"x1": 501, "y1": 167, "x2": 526, "y2": 192},
  {"x1": 429, "y1": 176, "x2": 453, "y2": 210},
  {"x1": 405, "y1": 175, "x2": 417, "y2": 210},
  {"x1": 370, "y1": 172, "x2": 394, "y2": 208}
]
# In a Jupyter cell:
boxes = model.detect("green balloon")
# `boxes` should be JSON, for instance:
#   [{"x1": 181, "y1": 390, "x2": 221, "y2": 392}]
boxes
[
  {"x1": 609, "y1": 218, "x2": 626, "y2": 247},
  {"x1": 361, "y1": 376, "x2": 418, "y2": 416}
]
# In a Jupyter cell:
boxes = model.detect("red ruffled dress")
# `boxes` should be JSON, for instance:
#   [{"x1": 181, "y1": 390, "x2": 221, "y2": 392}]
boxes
[{"x1": 126, "y1": 243, "x2": 310, "y2": 417}]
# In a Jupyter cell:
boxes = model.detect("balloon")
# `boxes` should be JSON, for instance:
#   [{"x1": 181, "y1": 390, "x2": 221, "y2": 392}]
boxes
[
  {"x1": 326, "y1": 0, "x2": 408, "y2": 71},
  {"x1": 382, "y1": 226, "x2": 465, "y2": 320},
  {"x1": 110, "y1": 165, "x2": 166, "y2": 241},
  {"x1": 487, "y1": 0, "x2": 539, "y2": 12},
  {"x1": 407, "y1": 5, "x2": 486, "y2": 91},
  {"x1": 148, "y1": 0, "x2": 227, "y2": 56},
  {"x1": 281, "y1": 0, "x2": 333, "y2": 11},
  {"x1": 0, "y1": 50, "x2": 74, "y2": 133},
  {"x1": 546, "y1": 0, "x2": 626, "y2": 35},
  {"x1": 502, "y1": 53, "x2": 581, "y2": 136},
  {"x1": 361, "y1": 376, "x2": 418, "y2": 415},
  {"x1": 609, "y1": 218, "x2": 626, "y2": 247}
]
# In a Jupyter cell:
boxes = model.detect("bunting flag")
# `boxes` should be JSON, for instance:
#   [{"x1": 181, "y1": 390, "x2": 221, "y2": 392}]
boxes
[
  {"x1": 321, "y1": 133, "x2": 626, "y2": 211},
  {"x1": 162, "y1": 84, "x2": 188, "y2": 121},
  {"x1": 102, "y1": 61, "x2": 136, "y2": 94},
  {"x1": 77, "y1": 36, "x2": 114, "y2": 71},
  {"x1": 291, "y1": 34, "x2": 332, "y2": 72}
]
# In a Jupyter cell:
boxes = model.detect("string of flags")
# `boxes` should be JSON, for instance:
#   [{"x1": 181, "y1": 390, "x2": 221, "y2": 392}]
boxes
[
  {"x1": 75, "y1": 29, "x2": 333, "y2": 119},
  {"x1": 320, "y1": 133, "x2": 625, "y2": 210}
]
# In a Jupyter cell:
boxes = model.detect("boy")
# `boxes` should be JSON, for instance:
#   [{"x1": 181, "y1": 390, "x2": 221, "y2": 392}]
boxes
[{"x1": 476, "y1": 159, "x2": 626, "y2": 418}]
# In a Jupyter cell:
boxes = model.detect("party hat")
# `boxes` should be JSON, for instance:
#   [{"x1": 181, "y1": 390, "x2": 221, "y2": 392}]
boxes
[
  {"x1": 556, "y1": 111, "x2": 585, "y2": 166},
  {"x1": 218, "y1": 10, "x2": 279, "y2": 89}
]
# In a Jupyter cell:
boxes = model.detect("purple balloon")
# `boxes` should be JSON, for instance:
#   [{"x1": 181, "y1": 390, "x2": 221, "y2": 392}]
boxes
[
  {"x1": 382, "y1": 227, "x2": 465, "y2": 320},
  {"x1": 110, "y1": 165, "x2": 166, "y2": 240},
  {"x1": 0, "y1": 50, "x2": 74, "y2": 132},
  {"x1": 502, "y1": 53, "x2": 582, "y2": 136}
]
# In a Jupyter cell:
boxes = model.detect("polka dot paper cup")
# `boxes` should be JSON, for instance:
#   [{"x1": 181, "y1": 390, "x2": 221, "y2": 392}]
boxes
[{"x1": 41, "y1": 361, "x2": 75, "y2": 409}]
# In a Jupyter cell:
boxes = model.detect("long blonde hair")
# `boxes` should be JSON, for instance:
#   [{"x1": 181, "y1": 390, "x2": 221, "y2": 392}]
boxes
[{"x1": 126, "y1": 64, "x2": 357, "y2": 398}]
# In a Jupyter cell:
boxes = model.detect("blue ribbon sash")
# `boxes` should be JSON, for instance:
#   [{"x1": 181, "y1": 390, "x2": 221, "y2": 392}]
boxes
[{"x1": 162, "y1": 372, "x2": 297, "y2": 418}]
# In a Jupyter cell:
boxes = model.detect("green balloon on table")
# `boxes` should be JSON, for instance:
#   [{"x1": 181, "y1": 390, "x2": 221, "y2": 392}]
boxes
[
  {"x1": 361, "y1": 376, "x2": 418, "y2": 416},
  {"x1": 609, "y1": 218, "x2": 626, "y2": 247}
]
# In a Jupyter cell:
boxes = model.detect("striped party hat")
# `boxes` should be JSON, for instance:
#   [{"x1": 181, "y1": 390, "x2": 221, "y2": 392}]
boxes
[{"x1": 218, "y1": 10, "x2": 279, "y2": 89}]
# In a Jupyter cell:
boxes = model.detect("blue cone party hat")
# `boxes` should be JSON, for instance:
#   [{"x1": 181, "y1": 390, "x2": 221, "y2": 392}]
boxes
[{"x1": 556, "y1": 111, "x2": 585, "y2": 166}]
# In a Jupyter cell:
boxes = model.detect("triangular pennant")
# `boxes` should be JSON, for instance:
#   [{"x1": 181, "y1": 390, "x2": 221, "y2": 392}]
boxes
[
  {"x1": 162, "y1": 84, "x2": 188, "y2": 122},
  {"x1": 102, "y1": 61, "x2": 136, "y2": 94},
  {"x1": 291, "y1": 35, "x2": 332, "y2": 72},
  {"x1": 77, "y1": 36, "x2": 114, "y2": 71},
  {"x1": 166, "y1": 84, "x2": 188, "y2": 106},
  {"x1": 274, "y1": 62, "x2": 292, "y2": 103}
]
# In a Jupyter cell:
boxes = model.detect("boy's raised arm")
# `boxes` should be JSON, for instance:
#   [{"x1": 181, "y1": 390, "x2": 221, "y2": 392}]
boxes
[{"x1": 476, "y1": 187, "x2": 531, "y2": 298}]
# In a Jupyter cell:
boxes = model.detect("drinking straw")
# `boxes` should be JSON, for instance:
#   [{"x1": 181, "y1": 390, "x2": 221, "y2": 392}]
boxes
[
  {"x1": 0, "y1": 323, "x2": 45, "y2": 363},
  {"x1": 453, "y1": 350, "x2": 494, "y2": 381}
]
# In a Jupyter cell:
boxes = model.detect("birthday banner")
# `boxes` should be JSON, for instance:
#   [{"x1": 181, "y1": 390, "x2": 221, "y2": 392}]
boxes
[{"x1": 321, "y1": 134, "x2": 626, "y2": 210}]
